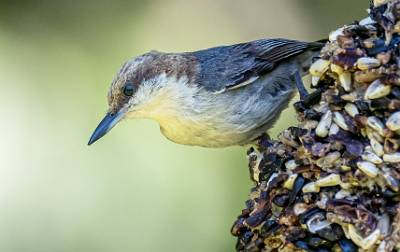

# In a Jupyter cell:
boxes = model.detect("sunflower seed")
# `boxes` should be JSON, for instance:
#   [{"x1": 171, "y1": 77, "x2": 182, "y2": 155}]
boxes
[
  {"x1": 329, "y1": 27, "x2": 345, "y2": 42},
  {"x1": 357, "y1": 57, "x2": 381, "y2": 70},
  {"x1": 357, "y1": 161, "x2": 379, "y2": 177},
  {"x1": 344, "y1": 103, "x2": 359, "y2": 117},
  {"x1": 348, "y1": 225, "x2": 380, "y2": 250},
  {"x1": 333, "y1": 112, "x2": 349, "y2": 131},
  {"x1": 339, "y1": 72, "x2": 352, "y2": 92},
  {"x1": 302, "y1": 182, "x2": 320, "y2": 193},
  {"x1": 383, "y1": 152, "x2": 400, "y2": 163},
  {"x1": 316, "y1": 110, "x2": 332, "y2": 138},
  {"x1": 315, "y1": 174, "x2": 342, "y2": 187},
  {"x1": 386, "y1": 111, "x2": 400, "y2": 131},
  {"x1": 329, "y1": 123, "x2": 340, "y2": 136},
  {"x1": 362, "y1": 150, "x2": 383, "y2": 164},
  {"x1": 364, "y1": 79, "x2": 391, "y2": 100},
  {"x1": 311, "y1": 76, "x2": 321, "y2": 87},
  {"x1": 367, "y1": 116, "x2": 385, "y2": 136},
  {"x1": 331, "y1": 64, "x2": 344, "y2": 75},
  {"x1": 283, "y1": 174, "x2": 298, "y2": 190},
  {"x1": 370, "y1": 138, "x2": 384, "y2": 156},
  {"x1": 310, "y1": 59, "x2": 330, "y2": 77}
]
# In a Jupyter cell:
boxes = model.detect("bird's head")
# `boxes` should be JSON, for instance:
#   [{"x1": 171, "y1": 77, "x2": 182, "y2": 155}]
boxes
[{"x1": 88, "y1": 51, "x2": 197, "y2": 145}]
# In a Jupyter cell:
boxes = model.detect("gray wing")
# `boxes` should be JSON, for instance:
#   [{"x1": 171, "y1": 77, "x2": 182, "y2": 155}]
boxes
[{"x1": 191, "y1": 38, "x2": 316, "y2": 93}]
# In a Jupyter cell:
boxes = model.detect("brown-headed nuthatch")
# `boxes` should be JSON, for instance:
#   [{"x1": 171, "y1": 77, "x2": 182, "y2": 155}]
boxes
[{"x1": 88, "y1": 38, "x2": 323, "y2": 147}]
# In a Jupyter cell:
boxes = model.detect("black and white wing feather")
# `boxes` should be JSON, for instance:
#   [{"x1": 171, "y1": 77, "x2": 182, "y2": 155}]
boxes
[{"x1": 191, "y1": 38, "x2": 319, "y2": 93}]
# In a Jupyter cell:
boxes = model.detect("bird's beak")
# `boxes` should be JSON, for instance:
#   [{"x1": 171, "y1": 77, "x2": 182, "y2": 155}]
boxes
[{"x1": 88, "y1": 111, "x2": 125, "y2": 145}]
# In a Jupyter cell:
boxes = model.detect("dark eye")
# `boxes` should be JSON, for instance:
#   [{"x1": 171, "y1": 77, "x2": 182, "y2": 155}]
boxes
[{"x1": 123, "y1": 83, "x2": 135, "y2": 96}]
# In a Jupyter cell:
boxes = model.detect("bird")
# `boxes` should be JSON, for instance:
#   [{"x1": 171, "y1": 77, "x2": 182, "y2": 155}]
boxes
[{"x1": 88, "y1": 38, "x2": 324, "y2": 148}]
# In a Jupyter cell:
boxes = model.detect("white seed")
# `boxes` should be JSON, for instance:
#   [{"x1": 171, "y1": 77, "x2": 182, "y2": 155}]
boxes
[
  {"x1": 362, "y1": 151, "x2": 383, "y2": 164},
  {"x1": 310, "y1": 59, "x2": 330, "y2": 77},
  {"x1": 341, "y1": 90, "x2": 361, "y2": 102},
  {"x1": 382, "y1": 170, "x2": 399, "y2": 192},
  {"x1": 357, "y1": 57, "x2": 381, "y2": 70},
  {"x1": 316, "y1": 193, "x2": 329, "y2": 209},
  {"x1": 315, "y1": 174, "x2": 342, "y2": 187},
  {"x1": 302, "y1": 182, "x2": 320, "y2": 193},
  {"x1": 331, "y1": 64, "x2": 344, "y2": 75},
  {"x1": 284, "y1": 174, "x2": 298, "y2": 190},
  {"x1": 316, "y1": 152, "x2": 341, "y2": 168},
  {"x1": 335, "y1": 189, "x2": 351, "y2": 199},
  {"x1": 348, "y1": 225, "x2": 380, "y2": 250},
  {"x1": 344, "y1": 103, "x2": 359, "y2": 118},
  {"x1": 386, "y1": 112, "x2": 400, "y2": 131},
  {"x1": 339, "y1": 72, "x2": 352, "y2": 92},
  {"x1": 333, "y1": 112, "x2": 349, "y2": 131},
  {"x1": 311, "y1": 76, "x2": 320, "y2": 87},
  {"x1": 340, "y1": 182, "x2": 352, "y2": 190},
  {"x1": 364, "y1": 79, "x2": 391, "y2": 100},
  {"x1": 367, "y1": 127, "x2": 384, "y2": 143},
  {"x1": 359, "y1": 17, "x2": 376, "y2": 26},
  {"x1": 383, "y1": 152, "x2": 400, "y2": 163},
  {"x1": 329, "y1": 27, "x2": 345, "y2": 42},
  {"x1": 285, "y1": 160, "x2": 298, "y2": 170},
  {"x1": 367, "y1": 116, "x2": 385, "y2": 136},
  {"x1": 316, "y1": 111, "x2": 332, "y2": 138},
  {"x1": 306, "y1": 213, "x2": 331, "y2": 233},
  {"x1": 293, "y1": 203, "x2": 310, "y2": 216},
  {"x1": 377, "y1": 241, "x2": 387, "y2": 252},
  {"x1": 357, "y1": 161, "x2": 379, "y2": 178},
  {"x1": 370, "y1": 138, "x2": 384, "y2": 157},
  {"x1": 302, "y1": 120, "x2": 318, "y2": 130},
  {"x1": 329, "y1": 123, "x2": 340, "y2": 136},
  {"x1": 377, "y1": 214, "x2": 391, "y2": 237}
]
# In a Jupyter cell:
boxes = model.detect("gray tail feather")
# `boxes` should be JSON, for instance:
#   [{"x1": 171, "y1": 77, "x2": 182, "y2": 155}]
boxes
[{"x1": 308, "y1": 39, "x2": 328, "y2": 50}]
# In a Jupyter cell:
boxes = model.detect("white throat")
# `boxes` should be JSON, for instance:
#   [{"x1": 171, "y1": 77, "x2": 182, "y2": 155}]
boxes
[{"x1": 127, "y1": 73, "x2": 198, "y2": 122}]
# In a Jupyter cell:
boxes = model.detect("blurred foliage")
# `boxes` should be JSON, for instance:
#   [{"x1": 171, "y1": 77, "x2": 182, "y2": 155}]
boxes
[{"x1": 0, "y1": 1, "x2": 366, "y2": 251}]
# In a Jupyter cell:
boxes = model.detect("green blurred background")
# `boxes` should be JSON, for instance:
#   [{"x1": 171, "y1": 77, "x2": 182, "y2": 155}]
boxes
[{"x1": 0, "y1": 1, "x2": 366, "y2": 251}]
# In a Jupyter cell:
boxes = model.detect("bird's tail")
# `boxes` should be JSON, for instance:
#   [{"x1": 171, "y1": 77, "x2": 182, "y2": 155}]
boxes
[{"x1": 308, "y1": 39, "x2": 328, "y2": 51}]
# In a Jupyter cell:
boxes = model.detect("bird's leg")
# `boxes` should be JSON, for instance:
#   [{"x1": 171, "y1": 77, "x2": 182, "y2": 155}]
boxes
[{"x1": 292, "y1": 71, "x2": 309, "y2": 101}]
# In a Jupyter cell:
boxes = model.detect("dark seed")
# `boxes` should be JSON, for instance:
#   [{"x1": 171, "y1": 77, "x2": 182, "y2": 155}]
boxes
[
  {"x1": 231, "y1": 218, "x2": 246, "y2": 236},
  {"x1": 317, "y1": 224, "x2": 344, "y2": 242},
  {"x1": 369, "y1": 98, "x2": 391, "y2": 110},
  {"x1": 244, "y1": 210, "x2": 267, "y2": 228},
  {"x1": 305, "y1": 109, "x2": 322, "y2": 120},
  {"x1": 260, "y1": 219, "x2": 279, "y2": 238},
  {"x1": 383, "y1": 189, "x2": 399, "y2": 198},
  {"x1": 299, "y1": 208, "x2": 322, "y2": 224},
  {"x1": 286, "y1": 226, "x2": 307, "y2": 242},
  {"x1": 288, "y1": 175, "x2": 305, "y2": 205},
  {"x1": 288, "y1": 127, "x2": 308, "y2": 139},
  {"x1": 273, "y1": 194, "x2": 290, "y2": 207},
  {"x1": 338, "y1": 239, "x2": 357, "y2": 252},
  {"x1": 236, "y1": 231, "x2": 253, "y2": 251},
  {"x1": 315, "y1": 248, "x2": 330, "y2": 252},
  {"x1": 355, "y1": 100, "x2": 369, "y2": 113},
  {"x1": 392, "y1": 86, "x2": 400, "y2": 99},
  {"x1": 308, "y1": 236, "x2": 329, "y2": 248},
  {"x1": 295, "y1": 241, "x2": 314, "y2": 252},
  {"x1": 245, "y1": 199, "x2": 255, "y2": 210}
]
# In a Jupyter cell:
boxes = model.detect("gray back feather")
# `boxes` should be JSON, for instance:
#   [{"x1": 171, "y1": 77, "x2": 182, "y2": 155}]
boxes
[{"x1": 191, "y1": 38, "x2": 320, "y2": 92}]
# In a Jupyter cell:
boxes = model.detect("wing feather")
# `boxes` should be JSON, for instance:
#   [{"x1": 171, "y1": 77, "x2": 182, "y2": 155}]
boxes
[{"x1": 191, "y1": 38, "x2": 320, "y2": 93}]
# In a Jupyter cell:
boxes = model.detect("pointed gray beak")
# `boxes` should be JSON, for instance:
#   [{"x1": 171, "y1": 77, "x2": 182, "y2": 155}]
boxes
[{"x1": 88, "y1": 111, "x2": 125, "y2": 145}]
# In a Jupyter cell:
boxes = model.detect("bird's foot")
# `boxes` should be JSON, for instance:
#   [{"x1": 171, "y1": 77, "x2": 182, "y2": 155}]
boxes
[{"x1": 292, "y1": 71, "x2": 309, "y2": 101}]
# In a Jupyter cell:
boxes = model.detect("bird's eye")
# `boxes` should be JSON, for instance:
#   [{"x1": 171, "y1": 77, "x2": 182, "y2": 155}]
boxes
[{"x1": 123, "y1": 83, "x2": 135, "y2": 96}]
